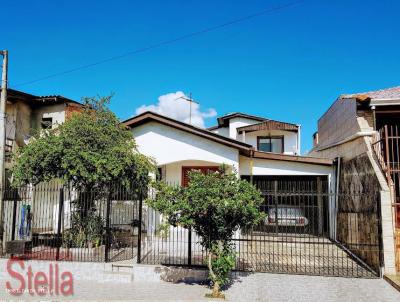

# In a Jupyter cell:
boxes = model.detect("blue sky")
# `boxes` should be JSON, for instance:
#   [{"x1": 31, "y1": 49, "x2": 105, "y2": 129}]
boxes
[{"x1": 3, "y1": 0, "x2": 400, "y2": 152}]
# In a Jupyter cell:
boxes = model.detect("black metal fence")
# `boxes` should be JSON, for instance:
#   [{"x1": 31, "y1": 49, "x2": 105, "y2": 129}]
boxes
[
  {"x1": 0, "y1": 182, "x2": 142, "y2": 262},
  {"x1": 139, "y1": 179, "x2": 382, "y2": 278},
  {"x1": 0, "y1": 179, "x2": 383, "y2": 278}
]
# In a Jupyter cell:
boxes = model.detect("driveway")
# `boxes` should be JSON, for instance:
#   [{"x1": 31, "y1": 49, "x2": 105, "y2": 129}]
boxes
[{"x1": 1, "y1": 272, "x2": 399, "y2": 301}]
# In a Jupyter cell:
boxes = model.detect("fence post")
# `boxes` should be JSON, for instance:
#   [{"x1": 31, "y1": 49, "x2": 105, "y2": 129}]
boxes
[
  {"x1": 11, "y1": 189, "x2": 17, "y2": 241},
  {"x1": 55, "y1": 187, "x2": 64, "y2": 261},
  {"x1": 317, "y1": 177, "x2": 323, "y2": 236},
  {"x1": 188, "y1": 227, "x2": 192, "y2": 266},
  {"x1": 274, "y1": 180, "x2": 278, "y2": 234},
  {"x1": 384, "y1": 125, "x2": 391, "y2": 176},
  {"x1": 104, "y1": 189, "x2": 112, "y2": 263},
  {"x1": 137, "y1": 189, "x2": 143, "y2": 264}
]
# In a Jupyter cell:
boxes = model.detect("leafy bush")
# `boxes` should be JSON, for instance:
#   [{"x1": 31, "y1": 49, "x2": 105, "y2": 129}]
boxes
[
  {"x1": 147, "y1": 168, "x2": 264, "y2": 297},
  {"x1": 63, "y1": 211, "x2": 104, "y2": 248}
]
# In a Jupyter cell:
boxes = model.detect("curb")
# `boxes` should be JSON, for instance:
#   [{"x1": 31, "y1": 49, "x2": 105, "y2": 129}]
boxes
[{"x1": 383, "y1": 275, "x2": 400, "y2": 293}]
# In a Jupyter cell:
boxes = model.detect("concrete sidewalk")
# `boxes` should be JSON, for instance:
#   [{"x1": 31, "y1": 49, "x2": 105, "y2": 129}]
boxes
[{"x1": 1, "y1": 272, "x2": 400, "y2": 302}]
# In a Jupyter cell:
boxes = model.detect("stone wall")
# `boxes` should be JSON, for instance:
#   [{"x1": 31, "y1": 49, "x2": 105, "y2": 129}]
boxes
[{"x1": 337, "y1": 153, "x2": 382, "y2": 272}]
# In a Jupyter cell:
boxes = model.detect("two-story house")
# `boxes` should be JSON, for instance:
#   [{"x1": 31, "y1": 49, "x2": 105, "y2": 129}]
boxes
[{"x1": 123, "y1": 111, "x2": 332, "y2": 187}]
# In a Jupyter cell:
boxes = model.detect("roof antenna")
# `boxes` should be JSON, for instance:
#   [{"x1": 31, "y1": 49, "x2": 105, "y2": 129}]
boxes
[{"x1": 175, "y1": 92, "x2": 199, "y2": 125}]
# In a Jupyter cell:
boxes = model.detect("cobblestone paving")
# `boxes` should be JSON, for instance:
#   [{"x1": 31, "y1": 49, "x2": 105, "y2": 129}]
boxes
[{"x1": 1, "y1": 272, "x2": 399, "y2": 301}]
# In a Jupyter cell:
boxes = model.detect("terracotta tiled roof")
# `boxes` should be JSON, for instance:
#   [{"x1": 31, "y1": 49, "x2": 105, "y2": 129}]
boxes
[{"x1": 341, "y1": 86, "x2": 400, "y2": 100}]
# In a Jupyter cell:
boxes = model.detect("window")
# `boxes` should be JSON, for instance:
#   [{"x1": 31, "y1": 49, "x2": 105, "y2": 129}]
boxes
[
  {"x1": 41, "y1": 117, "x2": 53, "y2": 129},
  {"x1": 257, "y1": 136, "x2": 284, "y2": 153}
]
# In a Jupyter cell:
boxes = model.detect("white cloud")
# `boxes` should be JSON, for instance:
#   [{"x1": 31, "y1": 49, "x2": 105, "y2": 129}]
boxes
[{"x1": 135, "y1": 91, "x2": 217, "y2": 128}]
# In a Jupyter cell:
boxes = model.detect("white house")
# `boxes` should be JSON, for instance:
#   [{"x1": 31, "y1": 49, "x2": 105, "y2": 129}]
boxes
[{"x1": 123, "y1": 111, "x2": 333, "y2": 188}]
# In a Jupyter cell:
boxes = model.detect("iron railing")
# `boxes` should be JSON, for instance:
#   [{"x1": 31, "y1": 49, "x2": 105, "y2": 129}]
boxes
[
  {"x1": 372, "y1": 125, "x2": 400, "y2": 272},
  {"x1": 139, "y1": 179, "x2": 382, "y2": 278},
  {"x1": 0, "y1": 179, "x2": 384, "y2": 278},
  {"x1": 0, "y1": 182, "x2": 142, "y2": 262}
]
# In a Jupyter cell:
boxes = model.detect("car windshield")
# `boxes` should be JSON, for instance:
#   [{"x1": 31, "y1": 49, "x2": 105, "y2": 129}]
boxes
[{"x1": 269, "y1": 207, "x2": 303, "y2": 216}]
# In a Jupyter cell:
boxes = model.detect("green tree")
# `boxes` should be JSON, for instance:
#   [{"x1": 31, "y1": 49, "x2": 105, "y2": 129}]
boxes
[
  {"x1": 147, "y1": 168, "x2": 264, "y2": 298},
  {"x1": 12, "y1": 95, "x2": 154, "y2": 189},
  {"x1": 12, "y1": 96, "x2": 155, "y2": 247}
]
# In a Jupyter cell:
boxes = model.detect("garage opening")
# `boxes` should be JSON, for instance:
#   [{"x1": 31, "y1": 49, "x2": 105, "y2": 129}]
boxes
[{"x1": 238, "y1": 175, "x2": 381, "y2": 278}]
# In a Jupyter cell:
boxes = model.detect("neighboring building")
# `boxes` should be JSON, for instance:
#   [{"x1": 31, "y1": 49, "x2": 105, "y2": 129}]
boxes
[
  {"x1": 5, "y1": 89, "x2": 82, "y2": 171},
  {"x1": 310, "y1": 86, "x2": 400, "y2": 274},
  {"x1": 123, "y1": 111, "x2": 332, "y2": 187}
]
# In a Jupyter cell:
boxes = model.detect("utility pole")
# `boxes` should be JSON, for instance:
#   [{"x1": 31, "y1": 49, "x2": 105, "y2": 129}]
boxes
[
  {"x1": 0, "y1": 50, "x2": 8, "y2": 189},
  {"x1": 0, "y1": 50, "x2": 8, "y2": 247},
  {"x1": 175, "y1": 93, "x2": 199, "y2": 125}
]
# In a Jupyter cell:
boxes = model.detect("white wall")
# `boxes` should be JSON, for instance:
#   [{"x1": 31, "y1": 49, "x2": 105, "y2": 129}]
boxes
[
  {"x1": 239, "y1": 156, "x2": 333, "y2": 176},
  {"x1": 131, "y1": 122, "x2": 240, "y2": 169},
  {"x1": 240, "y1": 129, "x2": 298, "y2": 155},
  {"x1": 31, "y1": 103, "x2": 66, "y2": 130},
  {"x1": 228, "y1": 117, "x2": 260, "y2": 139},
  {"x1": 211, "y1": 127, "x2": 229, "y2": 137}
]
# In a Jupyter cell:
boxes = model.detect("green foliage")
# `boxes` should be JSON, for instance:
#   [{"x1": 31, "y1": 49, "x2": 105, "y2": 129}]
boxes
[
  {"x1": 63, "y1": 211, "x2": 104, "y2": 248},
  {"x1": 12, "y1": 95, "x2": 155, "y2": 190},
  {"x1": 147, "y1": 169, "x2": 264, "y2": 293},
  {"x1": 210, "y1": 243, "x2": 236, "y2": 287}
]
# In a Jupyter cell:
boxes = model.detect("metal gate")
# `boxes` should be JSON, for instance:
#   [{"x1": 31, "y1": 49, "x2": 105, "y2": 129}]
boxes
[
  {"x1": 1, "y1": 180, "x2": 382, "y2": 278},
  {"x1": 140, "y1": 177, "x2": 382, "y2": 278},
  {"x1": 0, "y1": 183, "x2": 141, "y2": 263}
]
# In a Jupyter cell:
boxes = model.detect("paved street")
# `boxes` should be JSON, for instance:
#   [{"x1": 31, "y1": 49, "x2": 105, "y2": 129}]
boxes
[{"x1": 1, "y1": 272, "x2": 399, "y2": 302}]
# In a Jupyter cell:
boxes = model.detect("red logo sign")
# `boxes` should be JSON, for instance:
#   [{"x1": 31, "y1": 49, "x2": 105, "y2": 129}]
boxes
[{"x1": 5, "y1": 259, "x2": 74, "y2": 296}]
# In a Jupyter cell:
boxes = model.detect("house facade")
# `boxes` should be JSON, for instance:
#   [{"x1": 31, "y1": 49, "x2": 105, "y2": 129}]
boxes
[
  {"x1": 310, "y1": 86, "x2": 400, "y2": 274},
  {"x1": 5, "y1": 89, "x2": 82, "y2": 171},
  {"x1": 123, "y1": 111, "x2": 332, "y2": 187}
]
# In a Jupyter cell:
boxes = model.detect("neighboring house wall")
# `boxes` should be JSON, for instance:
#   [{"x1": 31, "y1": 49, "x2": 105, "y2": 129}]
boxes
[
  {"x1": 131, "y1": 121, "x2": 240, "y2": 169},
  {"x1": 5, "y1": 101, "x2": 33, "y2": 169},
  {"x1": 31, "y1": 103, "x2": 67, "y2": 129},
  {"x1": 311, "y1": 136, "x2": 369, "y2": 161},
  {"x1": 317, "y1": 98, "x2": 359, "y2": 149},
  {"x1": 14, "y1": 102, "x2": 32, "y2": 147},
  {"x1": 311, "y1": 96, "x2": 397, "y2": 274}
]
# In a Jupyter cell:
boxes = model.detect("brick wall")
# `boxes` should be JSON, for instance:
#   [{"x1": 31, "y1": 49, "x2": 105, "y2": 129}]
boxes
[{"x1": 317, "y1": 98, "x2": 359, "y2": 149}]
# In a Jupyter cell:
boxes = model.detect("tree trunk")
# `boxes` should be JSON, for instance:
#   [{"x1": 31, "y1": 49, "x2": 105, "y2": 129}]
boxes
[{"x1": 207, "y1": 252, "x2": 223, "y2": 298}]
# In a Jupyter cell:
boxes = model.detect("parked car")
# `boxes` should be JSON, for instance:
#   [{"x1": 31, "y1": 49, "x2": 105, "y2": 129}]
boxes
[{"x1": 265, "y1": 206, "x2": 309, "y2": 227}]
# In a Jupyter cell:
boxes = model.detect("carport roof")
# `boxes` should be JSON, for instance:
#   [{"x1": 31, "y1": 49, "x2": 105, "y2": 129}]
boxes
[{"x1": 252, "y1": 151, "x2": 332, "y2": 166}]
